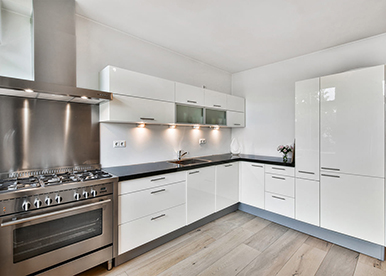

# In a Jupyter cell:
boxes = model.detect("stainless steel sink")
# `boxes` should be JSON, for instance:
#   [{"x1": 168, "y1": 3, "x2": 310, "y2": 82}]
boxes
[{"x1": 168, "y1": 158, "x2": 211, "y2": 166}]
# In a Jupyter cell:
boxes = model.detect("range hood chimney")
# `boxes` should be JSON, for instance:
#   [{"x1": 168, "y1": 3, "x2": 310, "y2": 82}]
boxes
[{"x1": 0, "y1": 0, "x2": 112, "y2": 103}]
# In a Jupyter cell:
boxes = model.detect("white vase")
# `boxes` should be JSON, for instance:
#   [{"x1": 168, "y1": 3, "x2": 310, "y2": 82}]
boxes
[{"x1": 230, "y1": 138, "x2": 241, "y2": 155}]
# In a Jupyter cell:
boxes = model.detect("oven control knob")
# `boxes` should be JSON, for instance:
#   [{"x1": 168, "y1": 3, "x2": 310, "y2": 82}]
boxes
[
  {"x1": 22, "y1": 201, "x2": 31, "y2": 211},
  {"x1": 91, "y1": 190, "x2": 97, "y2": 197},
  {"x1": 34, "y1": 199, "x2": 43, "y2": 208},
  {"x1": 83, "y1": 191, "x2": 89, "y2": 199},
  {"x1": 45, "y1": 197, "x2": 53, "y2": 206},
  {"x1": 74, "y1": 193, "x2": 81, "y2": 200},
  {"x1": 55, "y1": 195, "x2": 63, "y2": 203}
]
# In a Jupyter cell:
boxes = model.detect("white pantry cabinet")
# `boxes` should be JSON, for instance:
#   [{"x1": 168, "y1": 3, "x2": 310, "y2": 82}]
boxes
[
  {"x1": 100, "y1": 94, "x2": 174, "y2": 124},
  {"x1": 226, "y1": 111, "x2": 245, "y2": 127},
  {"x1": 186, "y1": 167, "x2": 216, "y2": 224},
  {"x1": 239, "y1": 162, "x2": 265, "y2": 209},
  {"x1": 216, "y1": 163, "x2": 239, "y2": 211},
  {"x1": 295, "y1": 78, "x2": 320, "y2": 181},
  {"x1": 100, "y1": 65, "x2": 175, "y2": 102},
  {"x1": 204, "y1": 89, "x2": 227, "y2": 109},
  {"x1": 295, "y1": 178, "x2": 319, "y2": 226},
  {"x1": 175, "y1": 82, "x2": 205, "y2": 106},
  {"x1": 227, "y1": 95, "x2": 245, "y2": 112},
  {"x1": 320, "y1": 65, "x2": 385, "y2": 178},
  {"x1": 320, "y1": 173, "x2": 384, "y2": 245}
]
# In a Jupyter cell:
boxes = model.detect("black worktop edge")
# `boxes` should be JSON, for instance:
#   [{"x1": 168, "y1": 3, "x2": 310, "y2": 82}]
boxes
[{"x1": 103, "y1": 154, "x2": 295, "y2": 182}]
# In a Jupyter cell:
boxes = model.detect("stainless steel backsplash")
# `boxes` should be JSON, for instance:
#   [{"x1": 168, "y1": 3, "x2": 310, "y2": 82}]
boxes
[{"x1": 0, "y1": 96, "x2": 100, "y2": 174}]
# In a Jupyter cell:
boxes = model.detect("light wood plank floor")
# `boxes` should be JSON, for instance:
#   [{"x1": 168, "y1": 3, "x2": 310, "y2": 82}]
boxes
[{"x1": 77, "y1": 211, "x2": 386, "y2": 276}]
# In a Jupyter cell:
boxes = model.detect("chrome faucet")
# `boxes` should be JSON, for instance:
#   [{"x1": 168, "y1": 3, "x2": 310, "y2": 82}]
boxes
[{"x1": 177, "y1": 150, "x2": 188, "y2": 161}]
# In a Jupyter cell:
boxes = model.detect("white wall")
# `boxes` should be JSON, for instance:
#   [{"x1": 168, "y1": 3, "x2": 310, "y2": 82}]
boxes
[
  {"x1": 75, "y1": 16, "x2": 233, "y2": 167},
  {"x1": 231, "y1": 33, "x2": 386, "y2": 158},
  {"x1": 100, "y1": 124, "x2": 231, "y2": 167}
]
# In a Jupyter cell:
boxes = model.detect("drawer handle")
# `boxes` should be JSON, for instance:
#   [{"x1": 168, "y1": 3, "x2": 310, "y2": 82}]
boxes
[
  {"x1": 298, "y1": 171, "x2": 315, "y2": 175},
  {"x1": 234, "y1": 123, "x2": 241, "y2": 126},
  {"x1": 140, "y1": 117, "x2": 155, "y2": 121},
  {"x1": 213, "y1": 104, "x2": 221, "y2": 107},
  {"x1": 189, "y1": 171, "x2": 200, "y2": 175},
  {"x1": 151, "y1": 189, "x2": 166, "y2": 194},
  {"x1": 321, "y1": 174, "x2": 340, "y2": 178},
  {"x1": 321, "y1": 167, "x2": 340, "y2": 171},
  {"x1": 187, "y1": 100, "x2": 197, "y2": 104},
  {"x1": 151, "y1": 214, "x2": 166, "y2": 221},
  {"x1": 272, "y1": 195, "x2": 285, "y2": 201},
  {"x1": 272, "y1": 176, "x2": 285, "y2": 180},
  {"x1": 252, "y1": 164, "x2": 263, "y2": 168},
  {"x1": 272, "y1": 167, "x2": 285, "y2": 171},
  {"x1": 151, "y1": 177, "x2": 166, "y2": 182},
  {"x1": 224, "y1": 164, "x2": 233, "y2": 167}
]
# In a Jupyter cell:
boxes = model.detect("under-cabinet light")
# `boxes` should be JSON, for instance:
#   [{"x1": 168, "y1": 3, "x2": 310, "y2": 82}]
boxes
[
  {"x1": 211, "y1": 125, "x2": 220, "y2": 130},
  {"x1": 24, "y1": 89, "x2": 34, "y2": 93},
  {"x1": 169, "y1": 125, "x2": 176, "y2": 129},
  {"x1": 137, "y1": 123, "x2": 146, "y2": 128},
  {"x1": 192, "y1": 125, "x2": 200, "y2": 130}
]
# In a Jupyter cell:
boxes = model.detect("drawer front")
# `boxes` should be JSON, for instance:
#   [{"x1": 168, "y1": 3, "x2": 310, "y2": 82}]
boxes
[
  {"x1": 265, "y1": 192, "x2": 294, "y2": 218},
  {"x1": 265, "y1": 174, "x2": 295, "y2": 197},
  {"x1": 119, "y1": 181, "x2": 186, "y2": 224},
  {"x1": 118, "y1": 204, "x2": 186, "y2": 254},
  {"x1": 265, "y1": 165, "x2": 295, "y2": 177},
  {"x1": 119, "y1": 172, "x2": 186, "y2": 195}
]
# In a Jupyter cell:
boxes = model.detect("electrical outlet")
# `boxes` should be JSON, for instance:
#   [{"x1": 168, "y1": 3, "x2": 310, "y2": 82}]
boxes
[
  {"x1": 119, "y1": 140, "x2": 126, "y2": 147},
  {"x1": 199, "y1": 138, "x2": 206, "y2": 145},
  {"x1": 113, "y1": 141, "x2": 120, "y2": 148}
]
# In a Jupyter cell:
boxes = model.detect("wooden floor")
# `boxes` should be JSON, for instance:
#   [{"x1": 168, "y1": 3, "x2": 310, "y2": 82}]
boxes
[{"x1": 78, "y1": 211, "x2": 386, "y2": 276}]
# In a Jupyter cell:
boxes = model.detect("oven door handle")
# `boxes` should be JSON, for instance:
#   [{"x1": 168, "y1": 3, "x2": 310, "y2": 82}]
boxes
[{"x1": 1, "y1": 199, "x2": 111, "y2": 228}]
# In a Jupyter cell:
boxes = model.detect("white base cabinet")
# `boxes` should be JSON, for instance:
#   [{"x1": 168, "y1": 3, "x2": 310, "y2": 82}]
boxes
[
  {"x1": 216, "y1": 163, "x2": 239, "y2": 211},
  {"x1": 265, "y1": 192, "x2": 294, "y2": 218},
  {"x1": 321, "y1": 173, "x2": 384, "y2": 245},
  {"x1": 187, "y1": 167, "x2": 216, "y2": 224},
  {"x1": 295, "y1": 178, "x2": 319, "y2": 226},
  {"x1": 239, "y1": 162, "x2": 265, "y2": 209}
]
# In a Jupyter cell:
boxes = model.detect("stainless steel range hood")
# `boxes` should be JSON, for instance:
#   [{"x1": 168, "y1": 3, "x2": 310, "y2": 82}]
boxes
[{"x1": 0, "y1": 0, "x2": 112, "y2": 104}]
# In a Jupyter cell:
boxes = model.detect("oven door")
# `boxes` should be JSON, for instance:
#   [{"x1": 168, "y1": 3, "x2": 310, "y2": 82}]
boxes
[{"x1": 0, "y1": 195, "x2": 113, "y2": 276}]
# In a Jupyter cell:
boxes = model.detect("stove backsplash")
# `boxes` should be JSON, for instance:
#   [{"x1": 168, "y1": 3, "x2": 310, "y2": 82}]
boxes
[{"x1": 0, "y1": 95, "x2": 100, "y2": 177}]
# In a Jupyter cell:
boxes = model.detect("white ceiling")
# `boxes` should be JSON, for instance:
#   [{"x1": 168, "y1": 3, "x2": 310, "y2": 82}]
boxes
[{"x1": 75, "y1": 0, "x2": 386, "y2": 73}]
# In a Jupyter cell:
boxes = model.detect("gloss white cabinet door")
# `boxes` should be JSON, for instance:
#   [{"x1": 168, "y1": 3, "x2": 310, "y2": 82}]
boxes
[
  {"x1": 100, "y1": 65, "x2": 175, "y2": 102},
  {"x1": 295, "y1": 178, "x2": 319, "y2": 226},
  {"x1": 100, "y1": 94, "x2": 175, "y2": 124},
  {"x1": 186, "y1": 167, "x2": 216, "y2": 224},
  {"x1": 227, "y1": 111, "x2": 245, "y2": 127},
  {"x1": 321, "y1": 173, "x2": 384, "y2": 245},
  {"x1": 175, "y1": 82, "x2": 205, "y2": 106},
  {"x1": 216, "y1": 163, "x2": 239, "y2": 211},
  {"x1": 320, "y1": 65, "x2": 385, "y2": 178},
  {"x1": 295, "y1": 78, "x2": 319, "y2": 181},
  {"x1": 227, "y1": 95, "x2": 245, "y2": 112},
  {"x1": 204, "y1": 89, "x2": 227, "y2": 109},
  {"x1": 240, "y1": 162, "x2": 265, "y2": 209}
]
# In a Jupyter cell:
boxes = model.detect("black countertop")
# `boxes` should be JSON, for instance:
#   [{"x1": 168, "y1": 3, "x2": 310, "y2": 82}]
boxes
[{"x1": 103, "y1": 153, "x2": 294, "y2": 182}]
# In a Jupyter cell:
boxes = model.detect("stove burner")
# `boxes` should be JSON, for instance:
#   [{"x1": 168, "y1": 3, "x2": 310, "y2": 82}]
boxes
[{"x1": 0, "y1": 177, "x2": 41, "y2": 192}]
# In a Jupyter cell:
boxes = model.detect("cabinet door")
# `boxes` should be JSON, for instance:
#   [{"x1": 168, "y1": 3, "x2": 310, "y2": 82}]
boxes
[
  {"x1": 204, "y1": 89, "x2": 227, "y2": 109},
  {"x1": 295, "y1": 178, "x2": 319, "y2": 226},
  {"x1": 227, "y1": 95, "x2": 245, "y2": 112},
  {"x1": 175, "y1": 82, "x2": 205, "y2": 106},
  {"x1": 100, "y1": 94, "x2": 175, "y2": 124},
  {"x1": 100, "y1": 66, "x2": 175, "y2": 102},
  {"x1": 187, "y1": 167, "x2": 216, "y2": 224},
  {"x1": 320, "y1": 65, "x2": 384, "y2": 178},
  {"x1": 216, "y1": 163, "x2": 239, "y2": 211},
  {"x1": 240, "y1": 162, "x2": 265, "y2": 209},
  {"x1": 321, "y1": 173, "x2": 384, "y2": 245},
  {"x1": 226, "y1": 111, "x2": 245, "y2": 127},
  {"x1": 295, "y1": 78, "x2": 319, "y2": 181}
]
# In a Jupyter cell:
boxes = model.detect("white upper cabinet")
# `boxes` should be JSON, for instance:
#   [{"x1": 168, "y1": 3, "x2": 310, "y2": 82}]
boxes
[
  {"x1": 227, "y1": 95, "x2": 245, "y2": 112},
  {"x1": 100, "y1": 94, "x2": 175, "y2": 124},
  {"x1": 204, "y1": 89, "x2": 227, "y2": 109},
  {"x1": 227, "y1": 111, "x2": 245, "y2": 127},
  {"x1": 320, "y1": 65, "x2": 385, "y2": 178},
  {"x1": 295, "y1": 78, "x2": 320, "y2": 181},
  {"x1": 100, "y1": 65, "x2": 175, "y2": 102},
  {"x1": 175, "y1": 82, "x2": 205, "y2": 106}
]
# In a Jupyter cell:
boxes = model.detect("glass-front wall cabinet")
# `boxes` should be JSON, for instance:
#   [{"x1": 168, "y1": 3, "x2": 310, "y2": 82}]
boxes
[
  {"x1": 176, "y1": 104, "x2": 204, "y2": 124},
  {"x1": 205, "y1": 109, "x2": 226, "y2": 125}
]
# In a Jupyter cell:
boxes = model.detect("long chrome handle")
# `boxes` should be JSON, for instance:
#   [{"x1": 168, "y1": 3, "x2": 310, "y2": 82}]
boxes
[
  {"x1": 298, "y1": 171, "x2": 315, "y2": 175},
  {"x1": 234, "y1": 123, "x2": 241, "y2": 126},
  {"x1": 272, "y1": 167, "x2": 285, "y2": 170},
  {"x1": 321, "y1": 174, "x2": 340, "y2": 178},
  {"x1": 224, "y1": 164, "x2": 233, "y2": 167},
  {"x1": 1, "y1": 199, "x2": 111, "y2": 227},
  {"x1": 272, "y1": 176, "x2": 286, "y2": 180},
  {"x1": 189, "y1": 171, "x2": 200, "y2": 175},
  {"x1": 272, "y1": 195, "x2": 285, "y2": 201},
  {"x1": 213, "y1": 104, "x2": 221, "y2": 107},
  {"x1": 151, "y1": 189, "x2": 166, "y2": 194},
  {"x1": 252, "y1": 164, "x2": 263, "y2": 168},
  {"x1": 140, "y1": 117, "x2": 155, "y2": 121},
  {"x1": 321, "y1": 167, "x2": 340, "y2": 171},
  {"x1": 151, "y1": 177, "x2": 166, "y2": 182},
  {"x1": 151, "y1": 214, "x2": 166, "y2": 221},
  {"x1": 187, "y1": 100, "x2": 197, "y2": 104}
]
